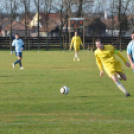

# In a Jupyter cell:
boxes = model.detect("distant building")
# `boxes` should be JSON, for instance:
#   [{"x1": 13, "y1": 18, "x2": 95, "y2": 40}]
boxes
[
  {"x1": 85, "y1": 18, "x2": 106, "y2": 37},
  {"x1": 29, "y1": 13, "x2": 42, "y2": 28},
  {"x1": 1, "y1": 20, "x2": 32, "y2": 37},
  {"x1": 30, "y1": 12, "x2": 61, "y2": 37}
]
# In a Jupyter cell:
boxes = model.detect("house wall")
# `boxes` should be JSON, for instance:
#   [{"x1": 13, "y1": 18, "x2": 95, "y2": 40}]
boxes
[
  {"x1": 2, "y1": 30, "x2": 31, "y2": 37},
  {"x1": 125, "y1": 30, "x2": 133, "y2": 37},
  {"x1": 2, "y1": 30, "x2": 10, "y2": 37},
  {"x1": 106, "y1": 29, "x2": 119, "y2": 37},
  {"x1": 30, "y1": 32, "x2": 48, "y2": 37},
  {"x1": 39, "y1": 32, "x2": 47, "y2": 37}
]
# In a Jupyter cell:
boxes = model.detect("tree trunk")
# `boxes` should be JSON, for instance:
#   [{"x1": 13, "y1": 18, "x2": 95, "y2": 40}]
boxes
[
  {"x1": 24, "y1": 0, "x2": 27, "y2": 50},
  {"x1": 38, "y1": 0, "x2": 40, "y2": 51},
  {"x1": 118, "y1": 0, "x2": 122, "y2": 50},
  {"x1": 10, "y1": 0, "x2": 13, "y2": 50}
]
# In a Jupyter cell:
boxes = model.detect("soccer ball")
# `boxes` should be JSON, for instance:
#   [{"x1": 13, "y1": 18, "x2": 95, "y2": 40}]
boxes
[{"x1": 60, "y1": 86, "x2": 69, "y2": 95}]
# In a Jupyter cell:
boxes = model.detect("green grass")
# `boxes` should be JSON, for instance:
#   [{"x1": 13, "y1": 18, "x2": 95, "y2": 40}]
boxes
[{"x1": 0, "y1": 50, "x2": 134, "y2": 134}]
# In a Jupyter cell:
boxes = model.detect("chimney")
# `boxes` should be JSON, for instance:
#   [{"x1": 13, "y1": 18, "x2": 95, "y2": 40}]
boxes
[{"x1": 104, "y1": 10, "x2": 107, "y2": 20}]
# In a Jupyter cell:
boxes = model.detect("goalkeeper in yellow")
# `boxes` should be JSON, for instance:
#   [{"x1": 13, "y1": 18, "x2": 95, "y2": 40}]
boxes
[
  {"x1": 95, "y1": 39, "x2": 130, "y2": 97},
  {"x1": 70, "y1": 32, "x2": 83, "y2": 61}
]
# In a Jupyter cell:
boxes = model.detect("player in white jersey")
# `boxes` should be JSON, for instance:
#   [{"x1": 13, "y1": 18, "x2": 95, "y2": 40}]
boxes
[
  {"x1": 127, "y1": 31, "x2": 134, "y2": 73},
  {"x1": 11, "y1": 33, "x2": 24, "y2": 69}
]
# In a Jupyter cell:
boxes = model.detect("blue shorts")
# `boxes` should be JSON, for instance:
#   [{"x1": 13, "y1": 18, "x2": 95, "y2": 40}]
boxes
[{"x1": 15, "y1": 52, "x2": 22, "y2": 58}]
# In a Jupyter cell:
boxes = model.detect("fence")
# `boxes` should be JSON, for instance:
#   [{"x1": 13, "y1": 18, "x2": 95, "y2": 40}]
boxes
[{"x1": 0, "y1": 37, "x2": 131, "y2": 50}]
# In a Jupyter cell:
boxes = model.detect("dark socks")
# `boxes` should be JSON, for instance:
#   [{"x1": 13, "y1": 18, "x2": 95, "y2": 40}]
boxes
[
  {"x1": 18, "y1": 60, "x2": 22, "y2": 67},
  {"x1": 14, "y1": 59, "x2": 19, "y2": 65},
  {"x1": 14, "y1": 59, "x2": 22, "y2": 67}
]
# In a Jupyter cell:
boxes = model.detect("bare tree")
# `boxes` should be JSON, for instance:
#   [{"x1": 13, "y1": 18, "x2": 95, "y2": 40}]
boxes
[
  {"x1": 114, "y1": 0, "x2": 131, "y2": 50},
  {"x1": 0, "y1": 2, "x2": 4, "y2": 31},
  {"x1": 76, "y1": 0, "x2": 83, "y2": 17},
  {"x1": 33, "y1": 0, "x2": 53, "y2": 50},
  {"x1": 108, "y1": 0, "x2": 117, "y2": 43},
  {"x1": 9, "y1": 0, "x2": 18, "y2": 49},
  {"x1": 54, "y1": 0, "x2": 72, "y2": 49},
  {"x1": 21, "y1": 0, "x2": 30, "y2": 50},
  {"x1": 89, "y1": 1, "x2": 104, "y2": 37},
  {"x1": 43, "y1": 0, "x2": 53, "y2": 50},
  {"x1": 0, "y1": 1, "x2": 4, "y2": 22},
  {"x1": 125, "y1": 0, "x2": 134, "y2": 29},
  {"x1": 33, "y1": 0, "x2": 40, "y2": 51}
]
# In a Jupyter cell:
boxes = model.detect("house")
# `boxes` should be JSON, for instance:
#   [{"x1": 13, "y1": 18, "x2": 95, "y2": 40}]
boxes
[
  {"x1": 102, "y1": 15, "x2": 134, "y2": 37},
  {"x1": 30, "y1": 12, "x2": 62, "y2": 37},
  {"x1": 30, "y1": 24, "x2": 58, "y2": 37},
  {"x1": 50, "y1": 25, "x2": 60, "y2": 37},
  {"x1": 1, "y1": 20, "x2": 32, "y2": 37},
  {"x1": 1, "y1": 21, "x2": 18, "y2": 37},
  {"x1": 0, "y1": 18, "x2": 11, "y2": 28},
  {"x1": 20, "y1": 16, "x2": 31, "y2": 26},
  {"x1": 85, "y1": 18, "x2": 106, "y2": 37},
  {"x1": 125, "y1": 15, "x2": 134, "y2": 37},
  {"x1": 101, "y1": 19, "x2": 120, "y2": 37},
  {"x1": 29, "y1": 12, "x2": 42, "y2": 27}
]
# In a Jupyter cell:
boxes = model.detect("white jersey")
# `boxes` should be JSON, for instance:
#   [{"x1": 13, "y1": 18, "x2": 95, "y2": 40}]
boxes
[{"x1": 12, "y1": 38, "x2": 24, "y2": 52}]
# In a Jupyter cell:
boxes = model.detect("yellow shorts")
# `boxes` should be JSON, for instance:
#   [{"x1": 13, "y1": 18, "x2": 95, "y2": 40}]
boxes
[
  {"x1": 104, "y1": 61, "x2": 124, "y2": 77},
  {"x1": 74, "y1": 45, "x2": 80, "y2": 51}
]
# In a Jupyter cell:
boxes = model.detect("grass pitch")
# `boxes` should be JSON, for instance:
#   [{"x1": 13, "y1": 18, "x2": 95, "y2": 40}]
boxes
[{"x1": 0, "y1": 50, "x2": 134, "y2": 134}]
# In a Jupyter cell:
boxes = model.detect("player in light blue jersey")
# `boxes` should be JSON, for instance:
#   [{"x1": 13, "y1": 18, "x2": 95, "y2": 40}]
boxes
[
  {"x1": 11, "y1": 33, "x2": 24, "y2": 69},
  {"x1": 127, "y1": 32, "x2": 134, "y2": 73}
]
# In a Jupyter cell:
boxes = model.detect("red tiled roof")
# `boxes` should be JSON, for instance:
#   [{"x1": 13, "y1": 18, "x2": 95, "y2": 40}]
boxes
[
  {"x1": 0, "y1": 18, "x2": 11, "y2": 27},
  {"x1": 2, "y1": 21, "x2": 31, "y2": 31},
  {"x1": 101, "y1": 19, "x2": 119, "y2": 29},
  {"x1": 2, "y1": 21, "x2": 18, "y2": 30},
  {"x1": 20, "y1": 16, "x2": 31, "y2": 25},
  {"x1": 39, "y1": 24, "x2": 56, "y2": 32}
]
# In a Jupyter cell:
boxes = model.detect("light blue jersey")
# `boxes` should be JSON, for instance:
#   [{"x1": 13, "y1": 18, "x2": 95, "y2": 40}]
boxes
[
  {"x1": 12, "y1": 39, "x2": 24, "y2": 53},
  {"x1": 127, "y1": 40, "x2": 134, "y2": 62}
]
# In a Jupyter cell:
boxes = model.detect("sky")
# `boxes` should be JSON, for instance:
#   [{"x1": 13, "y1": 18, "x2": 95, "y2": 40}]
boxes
[
  {"x1": 0, "y1": 0, "x2": 109, "y2": 13},
  {"x1": 0, "y1": 0, "x2": 133, "y2": 15}
]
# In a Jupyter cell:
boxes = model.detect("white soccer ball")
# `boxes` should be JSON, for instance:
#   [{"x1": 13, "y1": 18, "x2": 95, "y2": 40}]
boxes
[{"x1": 60, "y1": 86, "x2": 69, "y2": 95}]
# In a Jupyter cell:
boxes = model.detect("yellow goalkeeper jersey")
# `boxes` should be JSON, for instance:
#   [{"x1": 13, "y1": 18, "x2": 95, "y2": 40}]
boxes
[{"x1": 95, "y1": 45, "x2": 127, "y2": 77}]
